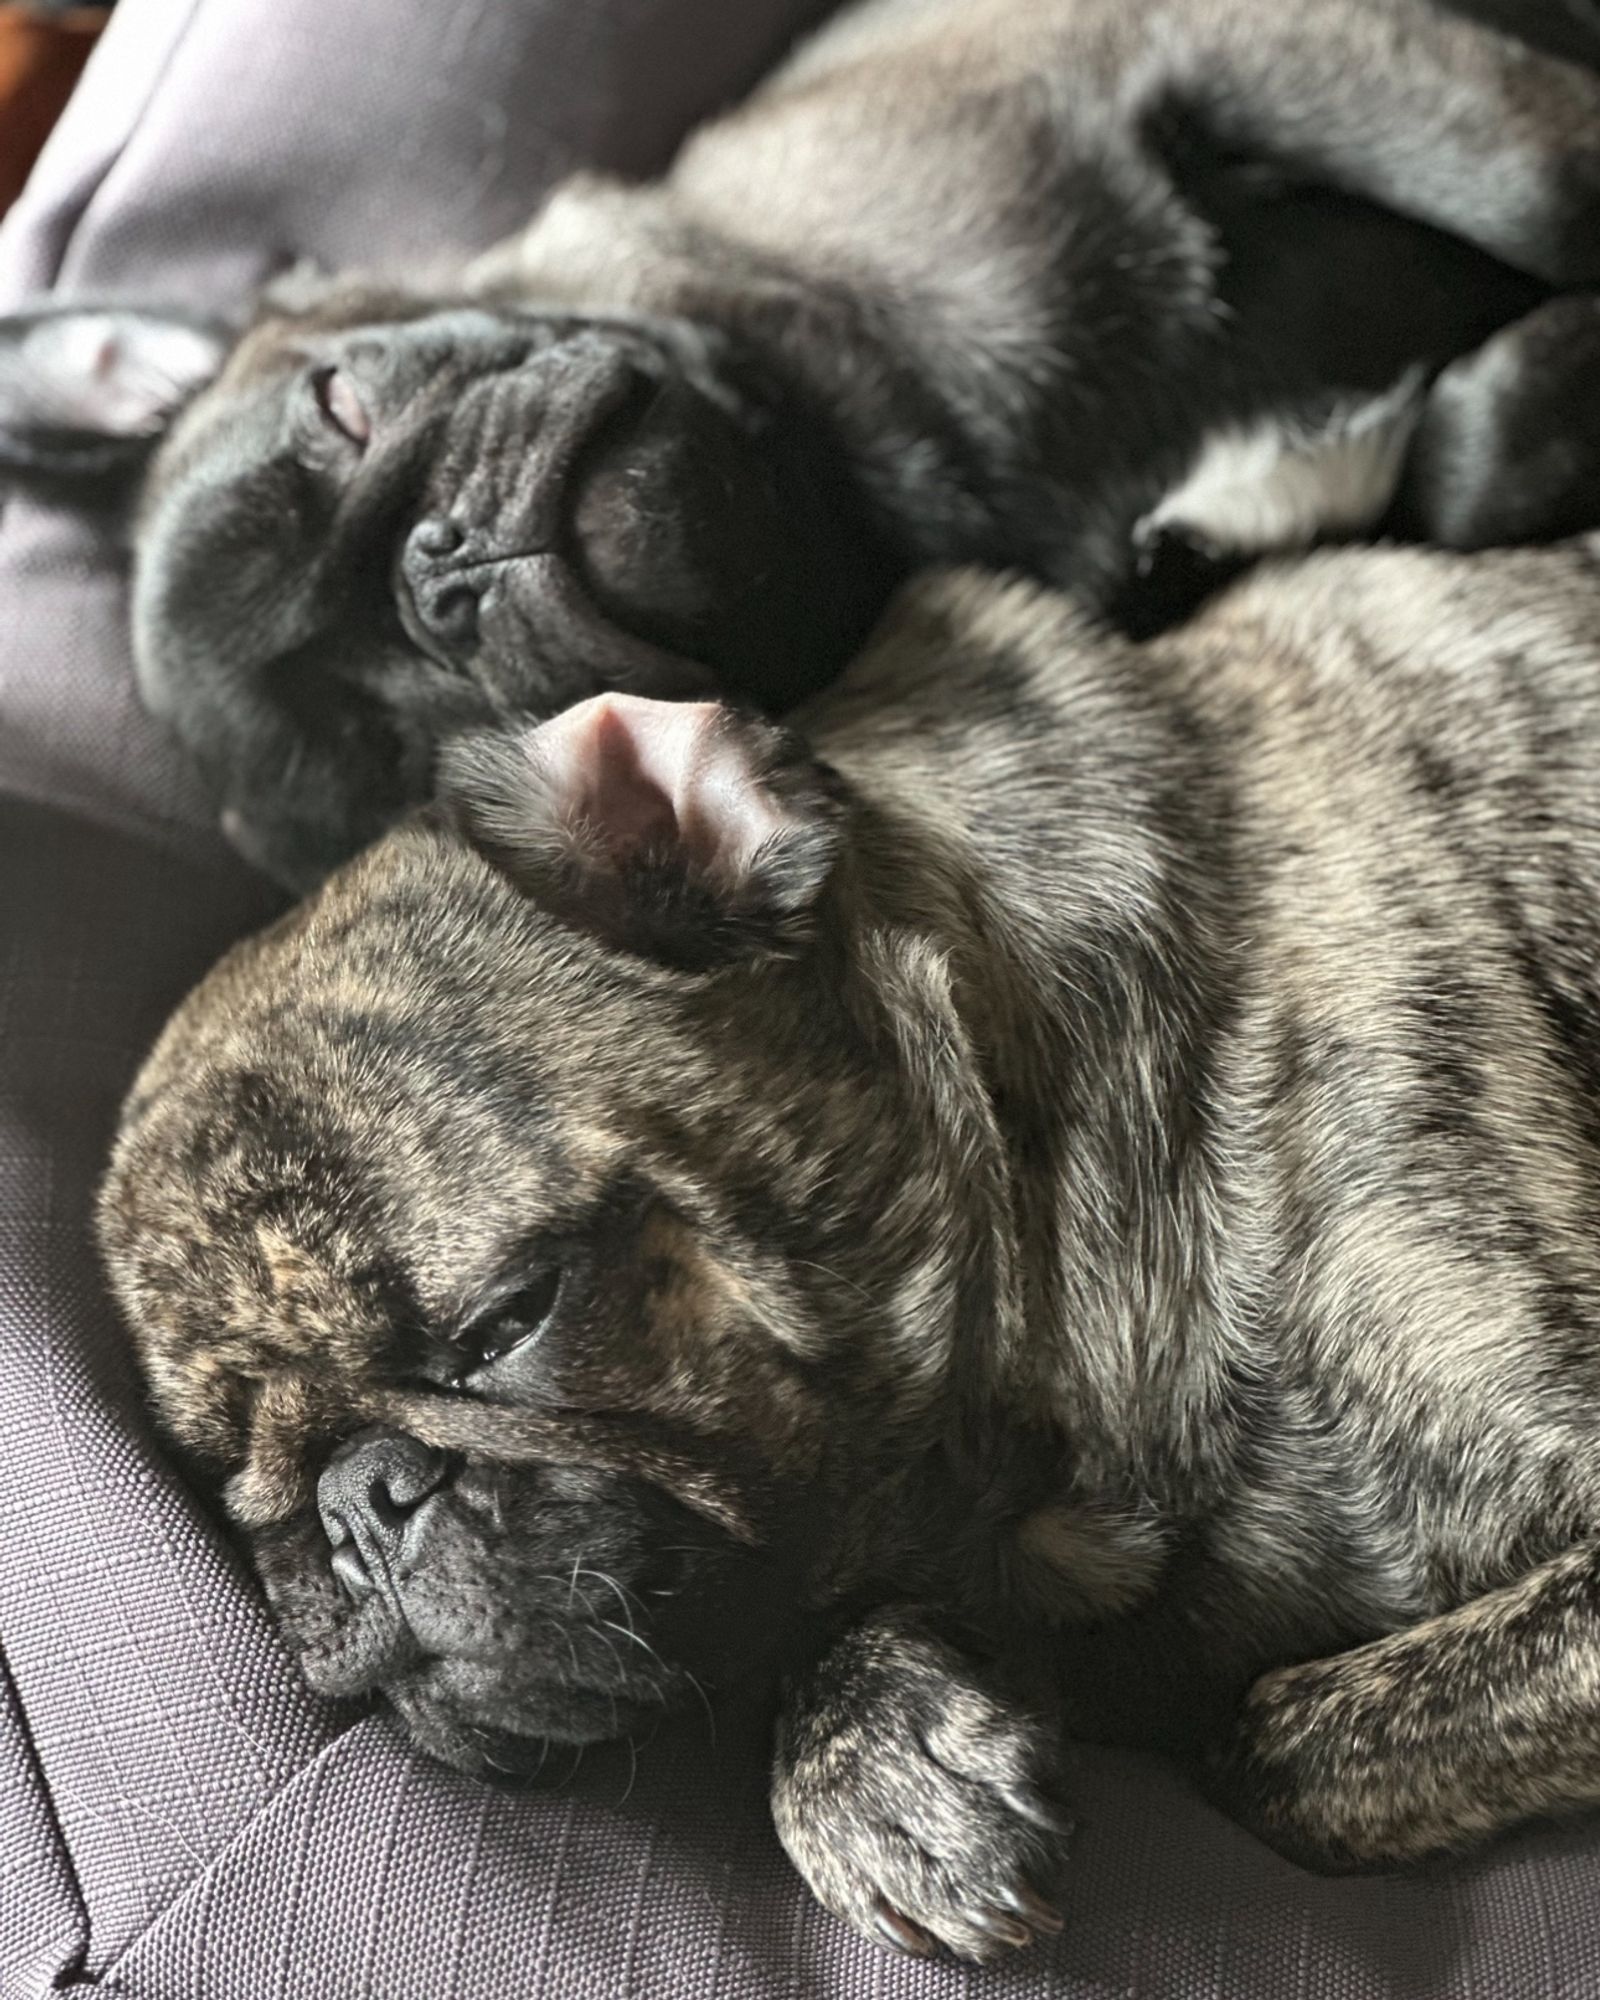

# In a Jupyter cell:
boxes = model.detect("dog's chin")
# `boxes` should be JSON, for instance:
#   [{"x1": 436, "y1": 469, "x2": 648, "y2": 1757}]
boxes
[{"x1": 382, "y1": 1660, "x2": 689, "y2": 1783}]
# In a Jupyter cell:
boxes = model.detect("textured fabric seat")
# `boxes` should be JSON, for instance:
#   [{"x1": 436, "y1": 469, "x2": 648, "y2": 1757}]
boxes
[{"x1": 5, "y1": 3, "x2": 1600, "y2": 1993}]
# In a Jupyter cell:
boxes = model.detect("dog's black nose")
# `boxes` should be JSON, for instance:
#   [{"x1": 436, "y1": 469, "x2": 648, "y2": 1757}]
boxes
[
  {"x1": 318, "y1": 1429, "x2": 451, "y2": 1598},
  {"x1": 400, "y1": 516, "x2": 481, "y2": 655}
]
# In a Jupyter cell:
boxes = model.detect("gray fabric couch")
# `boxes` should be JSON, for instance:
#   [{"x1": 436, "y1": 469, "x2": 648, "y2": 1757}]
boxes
[{"x1": 5, "y1": 2, "x2": 1600, "y2": 1993}]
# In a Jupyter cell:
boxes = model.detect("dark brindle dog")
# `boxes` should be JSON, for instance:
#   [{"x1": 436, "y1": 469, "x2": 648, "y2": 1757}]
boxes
[
  {"x1": 101, "y1": 524, "x2": 1600, "y2": 1959},
  {"x1": 5, "y1": 0, "x2": 1600, "y2": 885}
]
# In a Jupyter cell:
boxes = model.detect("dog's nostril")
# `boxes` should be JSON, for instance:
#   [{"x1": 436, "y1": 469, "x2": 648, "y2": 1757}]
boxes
[
  {"x1": 317, "y1": 1429, "x2": 452, "y2": 1562},
  {"x1": 409, "y1": 515, "x2": 464, "y2": 559},
  {"x1": 365, "y1": 1449, "x2": 446, "y2": 1526},
  {"x1": 428, "y1": 583, "x2": 480, "y2": 647},
  {"x1": 400, "y1": 517, "x2": 482, "y2": 652}
]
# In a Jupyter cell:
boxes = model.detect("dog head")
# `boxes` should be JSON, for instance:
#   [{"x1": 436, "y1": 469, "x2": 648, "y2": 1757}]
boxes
[
  {"x1": 98, "y1": 682, "x2": 997, "y2": 1773},
  {"x1": 0, "y1": 282, "x2": 894, "y2": 889}
]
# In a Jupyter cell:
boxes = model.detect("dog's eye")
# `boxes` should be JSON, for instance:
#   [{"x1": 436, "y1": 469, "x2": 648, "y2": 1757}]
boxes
[
  {"x1": 310, "y1": 365, "x2": 371, "y2": 448},
  {"x1": 462, "y1": 1267, "x2": 564, "y2": 1371}
]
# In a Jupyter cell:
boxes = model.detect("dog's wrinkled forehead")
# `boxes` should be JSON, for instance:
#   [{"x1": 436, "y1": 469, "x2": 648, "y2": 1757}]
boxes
[{"x1": 135, "y1": 288, "x2": 549, "y2": 589}]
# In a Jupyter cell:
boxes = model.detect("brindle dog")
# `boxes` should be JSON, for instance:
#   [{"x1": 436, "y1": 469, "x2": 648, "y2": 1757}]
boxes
[
  {"x1": 5, "y1": 0, "x2": 1600, "y2": 885},
  {"x1": 100, "y1": 525, "x2": 1600, "y2": 1959}
]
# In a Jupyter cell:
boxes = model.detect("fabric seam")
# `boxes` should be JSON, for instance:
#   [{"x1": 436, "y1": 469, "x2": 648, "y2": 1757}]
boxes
[
  {"x1": 89, "y1": 1715, "x2": 373, "y2": 1988},
  {"x1": 37, "y1": 0, "x2": 208, "y2": 295},
  {"x1": 0, "y1": 1629, "x2": 92, "y2": 1993}
]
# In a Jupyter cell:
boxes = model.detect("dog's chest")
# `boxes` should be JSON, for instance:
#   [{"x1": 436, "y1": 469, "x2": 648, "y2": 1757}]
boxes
[{"x1": 1013, "y1": 1391, "x2": 1432, "y2": 1641}]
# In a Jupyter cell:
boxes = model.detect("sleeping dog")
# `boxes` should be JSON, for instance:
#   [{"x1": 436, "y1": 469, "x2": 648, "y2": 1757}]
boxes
[
  {"x1": 5, "y1": 0, "x2": 1600, "y2": 885},
  {"x1": 100, "y1": 519, "x2": 1600, "y2": 1957}
]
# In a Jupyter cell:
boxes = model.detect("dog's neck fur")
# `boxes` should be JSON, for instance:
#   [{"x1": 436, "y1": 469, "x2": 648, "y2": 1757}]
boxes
[{"x1": 810, "y1": 575, "x2": 1251, "y2": 1615}]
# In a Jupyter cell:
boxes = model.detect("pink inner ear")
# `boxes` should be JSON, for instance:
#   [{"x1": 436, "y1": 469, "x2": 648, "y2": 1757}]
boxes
[
  {"x1": 580, "y1": 700, "x2": 682, "y2": 855},
  {"x1": 534, "y1": 694, "x2": 792, "y2": 879}
]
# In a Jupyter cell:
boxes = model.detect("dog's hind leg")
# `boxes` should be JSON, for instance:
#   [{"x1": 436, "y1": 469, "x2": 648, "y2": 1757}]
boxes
[
  {"x1": 1152, "y1": 0, "x2": 1600, "y2": 285},
  {"x1": 1209, "y1": 1535, "x2": 1600, "y2": 1868}
]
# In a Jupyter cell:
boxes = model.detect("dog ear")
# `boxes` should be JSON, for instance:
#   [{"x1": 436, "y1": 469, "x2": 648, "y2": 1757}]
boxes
[
  {"x1": 0, "y1": 305, "x2": 231, "y2": 495},
  {"x1": 438, "y1": 695, "x2": 846, "y2": 969}
]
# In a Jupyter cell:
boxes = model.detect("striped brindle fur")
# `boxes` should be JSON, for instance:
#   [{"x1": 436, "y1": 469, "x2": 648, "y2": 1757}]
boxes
[{"x1": 101, "y1": 533, "x2": 1600, "y2": 1958}]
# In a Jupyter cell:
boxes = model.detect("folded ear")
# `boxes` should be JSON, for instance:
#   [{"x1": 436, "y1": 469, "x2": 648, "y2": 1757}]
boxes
[
  {"x1": 438, "y1": 695, "x2": 846, "y2": 969},
  {"x1": 0, "y1": 305, "x2": 231, "y2": 495}
]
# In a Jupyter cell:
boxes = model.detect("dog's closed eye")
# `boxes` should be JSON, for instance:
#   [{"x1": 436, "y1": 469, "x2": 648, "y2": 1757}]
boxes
[
  {"x1": 453, "y1": 1266, "x2": 565, "y2": 1377},
  {"x1": 310, "y1": 364, "x2": 371, "y2": 449}
]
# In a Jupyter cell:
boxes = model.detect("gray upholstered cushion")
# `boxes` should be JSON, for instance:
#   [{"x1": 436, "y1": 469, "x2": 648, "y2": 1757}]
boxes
[{"x1": 4, "y1": 3, "x2": 1600, "y2": 1994}]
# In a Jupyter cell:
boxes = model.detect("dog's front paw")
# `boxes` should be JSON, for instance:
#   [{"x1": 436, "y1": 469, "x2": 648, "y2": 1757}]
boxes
[{"x1": 771, "y1": 1607, "x2": 1070, "y2": 1961}]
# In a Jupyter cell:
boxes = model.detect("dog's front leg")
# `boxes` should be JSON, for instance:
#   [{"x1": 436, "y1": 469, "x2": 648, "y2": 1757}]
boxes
[
  {"x1": 770, "y1": 1605, "x2": 1072, "y2": 1960},
  {"x1": 1213, "y1": 1537, "x2": 1600, "y2": 1869}
]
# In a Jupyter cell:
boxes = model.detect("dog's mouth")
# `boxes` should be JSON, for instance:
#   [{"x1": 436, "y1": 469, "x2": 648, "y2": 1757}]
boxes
[
  {"x1": 254, "y1": 1502, "x2": 723, "y2": 1765},
  {"x1": 383, "y1": 1645, "x2": 692, "y2": 1780},
  {"x1": 249, "y1": 1434, "x2": 799, "y2": 1775}
]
